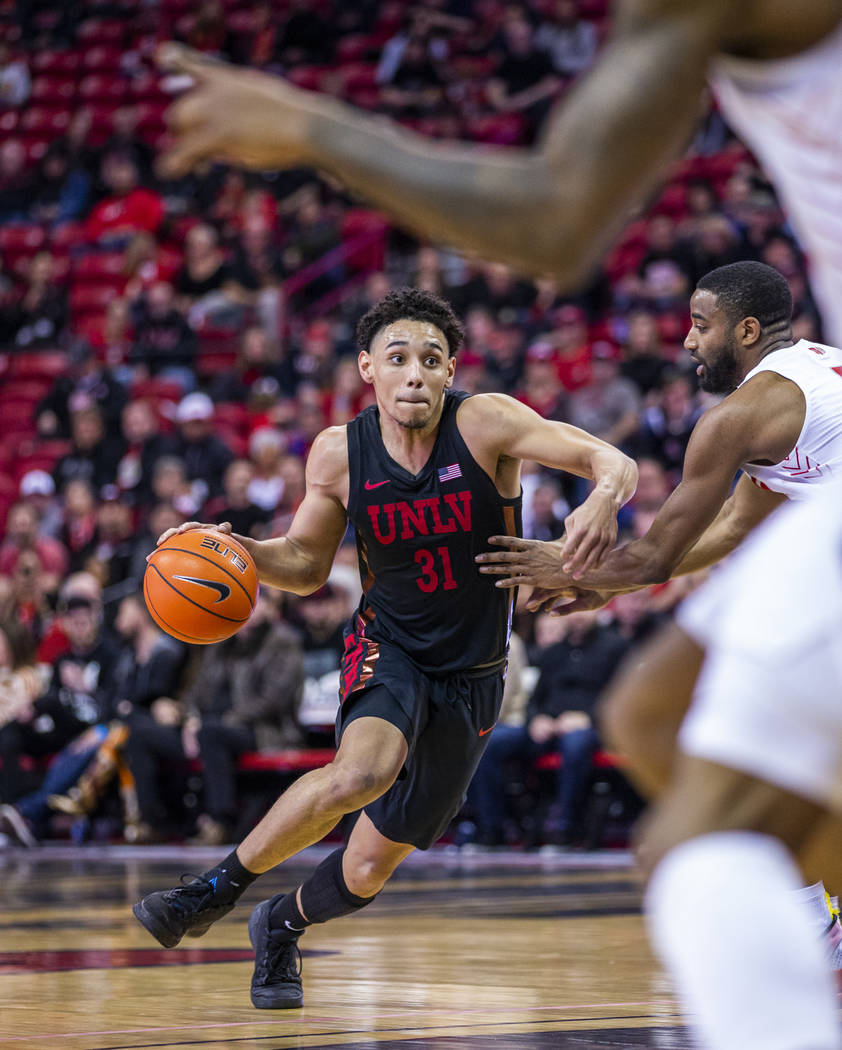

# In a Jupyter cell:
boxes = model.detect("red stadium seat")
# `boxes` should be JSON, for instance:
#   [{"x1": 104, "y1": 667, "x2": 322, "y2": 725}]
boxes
[
  {"x1": 341, "y1": 62, "x2": 378, "y2": 92},
  {"x1": 131, "y1": 378, "x2": 185, "y2": 403},
  {"x1": 20, "y1": 106, "x2": 72, "y2": 138},
  {"x1": 213, "y1": 402, "x2": 251, "y2": 434},
  {"x1": 0, "y1": 110, "x2": 18, "y2": 135},
  {"x1": 72, "y1": 251, "x2": 126, "y2": 287},
  {"x1": 79, "y1": 74, "x2": 127, "y2": 104},
  {"x1": 129, "y1": 73, "x2": 167, "y2": 104},
  {"x1": 69, "y1": 284, "x2": 120, "y2": 318},
  {"x1": 23, "y1": 140, "x2": 50, "y2": 166},
  {"x1": 0, "y1": 223, "x2": 48, "y2": 260},
  {"x1": 50, "y1": 222, "x2": 89, "y2": 253},
  {"x1": 465, "y1": 113, "x2": 527, "y2": 145},
  {"x1": 30, "y1": 76, "x2": 77, "y2": 105},
  {"x1": 81, "y1": 45, "x2": 124, "y2": 72},
  {"x1": 0, "y1": 402, "x2": 37, "y2": 433},
  {"x1": 78, "y1": 19, "x2": 127, "y2": 45},
  {"x1": 0, "y1": 380, "x2": 52, "y2": 402},
  {"x1": 31, "y1": 50, "x2": 83, "y2": 76},
  {"x1": 7, "y1": 351, "x2": 68, "y2": 380}
]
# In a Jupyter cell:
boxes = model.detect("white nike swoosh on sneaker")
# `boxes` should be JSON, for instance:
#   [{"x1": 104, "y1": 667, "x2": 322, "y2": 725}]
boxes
[{"x1": 284, "y1": 920, "x2": 305, "y2": 932}]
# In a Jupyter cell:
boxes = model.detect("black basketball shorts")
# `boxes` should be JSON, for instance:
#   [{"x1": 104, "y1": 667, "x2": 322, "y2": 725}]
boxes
[{"x1": 337, "y1": 631, "x2": 504, "y2": 850}]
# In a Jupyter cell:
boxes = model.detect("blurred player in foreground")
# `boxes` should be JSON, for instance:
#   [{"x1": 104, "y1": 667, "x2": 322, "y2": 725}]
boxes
[
  {"x1": 132, "y1": 288, "x2": 636, "y2": 1009},
  {"x1": 155, "y1": 0, "x2": 842, "y2": 342},
  {"x1": 600, "y1": 487, "x2": 842, "y2": 1050}
]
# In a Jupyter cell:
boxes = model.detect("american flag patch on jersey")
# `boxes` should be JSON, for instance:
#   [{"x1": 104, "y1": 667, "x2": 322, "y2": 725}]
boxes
[{"x1": 438, "y1": 463, "x2": 462, "y2": 483}]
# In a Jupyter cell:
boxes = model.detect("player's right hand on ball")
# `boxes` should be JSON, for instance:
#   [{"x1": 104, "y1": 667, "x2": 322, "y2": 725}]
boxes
[{"x1": 155, "y1": 521, "x2": 232, "y2": 547}]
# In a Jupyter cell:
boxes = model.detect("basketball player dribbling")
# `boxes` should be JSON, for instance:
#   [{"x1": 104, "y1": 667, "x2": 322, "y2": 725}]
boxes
[
  {"x1": 154, "y1": 0, "x2": 842, "y2": 343},
  {"x1": 132, "y1": 288, "x2": 637, "y2": 1009},
  {"x1": 601, "y1": 487, "x2": 842, "y2": 1050}
]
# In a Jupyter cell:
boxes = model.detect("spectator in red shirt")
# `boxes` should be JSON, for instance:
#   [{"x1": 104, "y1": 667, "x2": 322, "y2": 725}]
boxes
[
  {"x1": 85, "y1": 154, "x2": 164, "y2": 243},
  {"x1": 551, "y1": 303, "x2": 593, "y2": 392}
]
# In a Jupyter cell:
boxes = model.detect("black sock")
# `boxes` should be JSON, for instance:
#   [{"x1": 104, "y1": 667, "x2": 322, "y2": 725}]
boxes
[
  {"x1": 269, "y1": 848, "x2": 376, "y2": 938},
  {"x1": 203, "y1": 849, "x2": 259, "y2": 904}
]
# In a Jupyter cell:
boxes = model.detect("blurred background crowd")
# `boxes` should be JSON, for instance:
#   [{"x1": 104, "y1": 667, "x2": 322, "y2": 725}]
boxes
[{"x1": 0, "y1": 0, "x2": 822, "y2": 851}]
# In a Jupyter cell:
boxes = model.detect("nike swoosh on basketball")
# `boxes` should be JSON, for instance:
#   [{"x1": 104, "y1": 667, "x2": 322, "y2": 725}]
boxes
[
  {"x1": 364, "y1": 479, "x2": 390, "y2": 490},
  {"x1": 478, "y1": 723, "x2": 497, "y2": 737},
  {"x1": 172, "y1": 575, "x2": 231, "y2": 603}
]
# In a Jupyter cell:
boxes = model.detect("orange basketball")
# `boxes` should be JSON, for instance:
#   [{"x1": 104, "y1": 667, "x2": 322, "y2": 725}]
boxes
[{"x1": 144, "y1": 528, "x2": 258, "y2": 644}]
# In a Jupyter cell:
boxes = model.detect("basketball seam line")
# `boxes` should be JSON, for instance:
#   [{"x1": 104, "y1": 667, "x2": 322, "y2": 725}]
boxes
[
  {"x1": 147, "y1": 546, "x2": 255, "y2": 605},
  {"x1": 144, "y1": 573, "x2": 209, "y2": 644},
  {"x1": 146, "y1": 563, "x2": 250, "y2": 624}
]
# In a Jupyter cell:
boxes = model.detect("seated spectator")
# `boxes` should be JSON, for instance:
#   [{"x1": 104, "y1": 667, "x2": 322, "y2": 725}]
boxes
[
  {"x1": 121, "y1": 232, "x2": 180, "y2": 303},
  {"x1": 209, "y1": 325, "x2": 287, "y2": 403},
  {"x1": 284, "y1": 318, "x2": 339, "y2": 392},
  {"x1": 688, "y1": 213, "x2": 746, "y2": 283},
  {"x1": 566, "y1": 340, "x2": 641, "y2": 449},
  {"x1": 84, "y1": 153, "x2": 164, "y2": 243},
  {"x1": 60, "y1": 479, "x2": 99, "y2": 575},
  {"x1": 274, "y1": 0, "x2": 337, "y2": 67},
  {"x1": 0, "y1": 41, "x2": 30, "y2": 108},
  {"x1": 469, "y1": 610, "x2": 630, "y2": 849},
  {"x1": 228, "y1": 212, "x2": 286, "y2": 337},
  {"x1": 175, "y1": 222, "x2": 249, "y2": 328},
  {"x1": 204, "y1": 459, "x2": 271, "y2": 539},
  {"x1": 634, "y1": 215, "x2": 694, "y2": 311},
  {"x1": 525, "y1": 479, "x2": 568, "y2": 542},
  {"x1": 0, "y1": 138, "x2": 29, "y2": 223},
  {"x1": 99, "y1": 106, "x2": 156, "y2": 185},
  {"x1": 0, "y1": 501, "x2": 68, "y2": 582},
  {"x1": 0, "y1": 619, "x2": 45, "y2": 803},
  {"x1": 550, "y1": 303, "x2": 593, "y2": 391},
  {"x1": 282, "y1": 187, "x2": 344, "y2": 303},
  {"x1": 36, "y1": 338, "x2": 127, "y2": 441},
  {"x1": 247, "y1": 427, "x2": 287, "y2": 514},
  {"x1": 45, "y1": 593, "x2": 186, "y2": 841},
  {"x1": 53, "y1": 404, "x2": 126, "y2": 494},
  {"x1": 486, "y1": 16, "x2": 561, "y2": 141},
  {"x1": 128, "y1": 503, "x2": 184, "y2": 582},
  {"x1": 90, "y1": 297, "x2": 134, "y2": 367},
  {"x1": 620, "y1": 309, "x2": 670, "y2": 395},
  {"x1": 181, "y1": 589, "x2": 305, "y2": 844},
  {"x1": 7, "y1": 550, "x2": 53, "y2": 648},
  {"x1": 31, "y1": 144, "x2": 90, "y2": 227},
  {"x1": 632, "y1": 370, "x2": 703, "y2": 483},
  {"x1": 0, "y1": 593, "x2": 116, "y2": 845},
  {"x1": 241, "y1": 1, "x2": 283, "y2": 69},
  {"x1": 149, "y1": 456, "x2": 203, "y2": 519},
  {"x1": 18, "y1": 470, "x2": 63, "y2": 540},
  {"x1": 35, "y1": 570, "x2": 102, "y2": 665},
  {"x1": 115, "y1": 399, "x2": 176, "y2": 508},
  {"x1": 129, "y1": 281, "x2": 198, "y2": 390},
  {"x1": 171, "y1": 393, "x2": 235, "y2": 502},
  {"x1": 323, "y1": 356, "x2": 368, "y2": 426},
  {"x1": 186, "y1": 0, "x2": 232, "y2": 56},
  {"x1": 380, "y1": 33, "x2": 446, "y2": 118},
  {"x1": 516, "y1": 342, "x2": 566, "y2": 420},
  {"x1": 535, "y1": 0, "x2": 598, "y2": 78},
  {"x1": 676, "y1": 178, "x2": 721, "y2": 243},
  {"x1": 90, "y1": 488, "x2": 137, "y2": 593},
  {"x1": 9, "y1": 252, "x2": 68, "y2": 349}
]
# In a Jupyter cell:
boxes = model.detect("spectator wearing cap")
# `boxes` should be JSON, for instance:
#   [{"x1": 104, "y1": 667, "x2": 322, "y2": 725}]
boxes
[
  {"x1": 0, "y1": 501, "x2": 68, "y2": 581},
  {"x1": 129, "y1": 282, "x2": 198, "y2": 392},
  {"x1": 566, "y1": 340, "x2": 641, "y2": 450},
  {"x1": 18, "y1": 470, "x2": 63, "y2": 540},
  {"x1": 84, "y1": 153, "x2": 164, "y2": 243},
  {"x1": 171, "y1": 393, "x2": 235, "y2": 502},
  {"x1": 36, "y1": 338, "x2": 127, "y2": 441},
  {"x1": 8, "y1": 251, "x2": 68, "y2": 350},
  {"x1": 204, "y1": 460, "x2": 271, "y2": 540},
  {"x1": 53, "y1": 405, "x2": 126, "y2": 494}
]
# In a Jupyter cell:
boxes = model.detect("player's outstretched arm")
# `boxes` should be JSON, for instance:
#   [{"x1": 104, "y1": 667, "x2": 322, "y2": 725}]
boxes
[
  {"x1": 157, "y1": 429, "x2": 349, "y2": 595},
  {"x1": 467, "y1": 393, "x2": 637, "y2": 576},
  {"x1": 157, "y1": 0, "x2": 730, "y2": 283},
  {"x1": 479, "y1": 397, "x2": 754, "y2": 592}
]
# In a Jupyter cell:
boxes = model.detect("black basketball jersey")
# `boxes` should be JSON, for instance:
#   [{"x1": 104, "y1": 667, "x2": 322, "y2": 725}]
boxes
[{"x1": 346, "y1": 390, "x2": 522, "y2": 675}]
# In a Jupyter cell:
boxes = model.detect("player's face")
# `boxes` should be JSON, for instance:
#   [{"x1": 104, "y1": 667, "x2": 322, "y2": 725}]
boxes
[
  {"x1": 684, "y1": 290, "x2": 741, "y2": 394},
  {"x1": 360, "y1": 319, "x2": 455, "y2": 430}
]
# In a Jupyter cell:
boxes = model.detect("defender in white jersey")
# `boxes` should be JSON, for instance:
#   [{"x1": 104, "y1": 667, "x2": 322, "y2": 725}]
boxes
[{"x1": 600, "y1": 489, "x2": 842, "y2": 1050}]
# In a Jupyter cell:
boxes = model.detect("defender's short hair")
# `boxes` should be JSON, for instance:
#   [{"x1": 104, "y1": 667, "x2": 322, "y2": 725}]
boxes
[
  {"x1": 356, "y1": 287, "x2": 464, "y2": 356},
  {"x1": 696, "y1": 261, "x2": 792, "y2": 331}
]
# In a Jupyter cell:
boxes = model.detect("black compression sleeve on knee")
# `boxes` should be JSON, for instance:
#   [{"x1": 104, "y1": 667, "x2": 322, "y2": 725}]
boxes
[{"x1": 299, "y1": 847, "x2": 376, "y2": 923}]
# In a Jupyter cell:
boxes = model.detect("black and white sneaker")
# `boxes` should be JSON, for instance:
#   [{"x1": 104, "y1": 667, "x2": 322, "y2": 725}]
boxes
[
  {"x1": 0, "y1": 804, "x2": 38, "y2": 848},
  {"x1": 133, "y1": 874, "x2": 235, "y2": 948},
  {"x1": 249, "y1": 895, "x2": 304, "y2": 1009}
]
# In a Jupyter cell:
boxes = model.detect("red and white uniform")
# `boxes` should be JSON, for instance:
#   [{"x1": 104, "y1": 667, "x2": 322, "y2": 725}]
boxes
[
  {"x1": 677, "y1": 485, "x2": 842, "y2": 807},
  {"x1": 739, "y1": 339, "x2": 842, "y2": 497},
  {"x1": 710, "y1": 22, "x2": 842, "y2": 344}
]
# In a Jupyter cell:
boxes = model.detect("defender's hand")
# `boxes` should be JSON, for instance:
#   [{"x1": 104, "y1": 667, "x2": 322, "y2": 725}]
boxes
[
  {"x1": 156, "y1": 43, "x2": 316, "y2": 176},
  {"x1": 476, "y1": 536, "x2": 573, "y2": 590}
]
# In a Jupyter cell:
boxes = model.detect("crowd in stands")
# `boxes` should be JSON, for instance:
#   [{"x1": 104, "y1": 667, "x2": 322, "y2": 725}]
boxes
[{"x1": 0, "y1": 0, "x2": 824, "y2": 850}]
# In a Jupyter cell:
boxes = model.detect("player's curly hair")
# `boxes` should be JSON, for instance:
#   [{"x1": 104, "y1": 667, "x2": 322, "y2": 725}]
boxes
[
  {"x1": 696, "y1": 261, "x2": 792, "y2": 333},
  {"x1": 356, "y1": 287, "x2": 464, "y2": 357}
]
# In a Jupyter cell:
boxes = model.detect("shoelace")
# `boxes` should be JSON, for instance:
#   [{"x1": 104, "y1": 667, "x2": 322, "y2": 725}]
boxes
[
  {"x1": 164, "y1": 873, "x2": 214, "y2": 911},
  {"x1": 260, "y1": 936, "x2": 302, "y2": 983}
]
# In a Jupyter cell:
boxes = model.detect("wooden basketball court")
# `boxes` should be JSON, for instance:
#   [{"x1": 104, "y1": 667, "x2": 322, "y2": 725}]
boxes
[{"x1": 0, "y1": 844, "x2": 691, "y2": 1050}]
